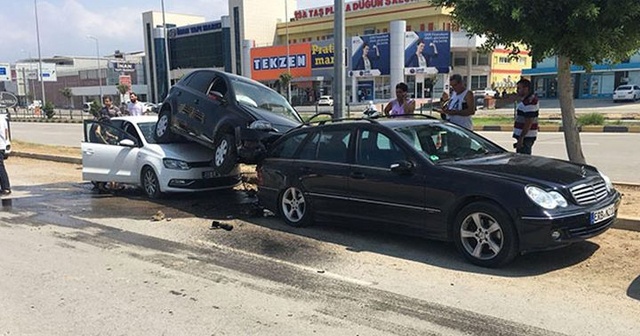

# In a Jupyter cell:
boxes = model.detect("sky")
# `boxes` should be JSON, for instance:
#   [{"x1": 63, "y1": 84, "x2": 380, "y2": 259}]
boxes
[{"x1": 1, "y1": 0, "x2": 333, "y2": 64}]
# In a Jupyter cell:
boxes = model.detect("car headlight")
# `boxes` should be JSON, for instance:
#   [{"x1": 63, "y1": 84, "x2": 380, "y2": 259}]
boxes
[
  {"x1": 525, "y1": 186, "x2": 568, "y2": 209},
  {"x1": 249, "y1": 120, "x2": 275, "y2": 131},
  {"x1": 599, "y1": 171, "x2": 613, "y2": 192},
  {"x1": 163, "y1": 158, "x2": 190, "y2": 170}
]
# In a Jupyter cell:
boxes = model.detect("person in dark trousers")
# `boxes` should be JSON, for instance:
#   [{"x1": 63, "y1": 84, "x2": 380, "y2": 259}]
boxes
[
  {"x1": 511, "y1": 78, "x2": 539, "y2": 154},
  {"x1": 0, "y1": 115, "x2": 11, "y2": 195}
]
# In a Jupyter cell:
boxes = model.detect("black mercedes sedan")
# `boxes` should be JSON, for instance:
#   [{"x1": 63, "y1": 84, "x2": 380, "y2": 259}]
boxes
[
  {"x1": 256, "y1": 117, "x2": 620, "y2": 267},
  {"x1": 154, "y1": 70, "x2": 304, "y2": 174}
]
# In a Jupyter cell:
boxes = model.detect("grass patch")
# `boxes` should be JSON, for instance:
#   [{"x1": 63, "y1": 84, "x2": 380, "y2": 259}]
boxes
[
  {"x1": 577, "y1": 113, "x2": 605, "y2": 126},
  {"x1": 11, "y1": 139, "x2": 81, "y2": 157}
]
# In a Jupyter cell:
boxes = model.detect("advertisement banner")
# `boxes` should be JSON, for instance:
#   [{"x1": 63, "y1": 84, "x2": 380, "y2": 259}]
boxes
[
  {"x1": 350, "y1": 33, "x2": 390, "y2": 77},
  {"x1": 404, "y1": 31, "x2": 451, "y2": 74},
  {"x1": 15, "y1": 62, "x2": 57, "y2": 82},
  {"x1": 0, "y1": 63, "x2": 10, "y2": 81},
  {"x1": 250, "y1": 43, "x2": 312, "y2": 81},
  {"x1": 310, "y1": 40, "x2": 334, "y2": 69}
]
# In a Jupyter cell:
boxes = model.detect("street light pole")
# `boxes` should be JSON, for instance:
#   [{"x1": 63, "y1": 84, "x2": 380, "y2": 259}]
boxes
[
  {"x1": 161, "y1": 0, "x2": 172, "y2": 100},
  {"x1": 34, "y1": 0, "x2": 46, "y2": 106},
  {"x1": 87, "y1": 35, "x2": 103, "y2": 102},
  {"x1": 285, "y1": 0, "x2": 291, "y2": 102}
]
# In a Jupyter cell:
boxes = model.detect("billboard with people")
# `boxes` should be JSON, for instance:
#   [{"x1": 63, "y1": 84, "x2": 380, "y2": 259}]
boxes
[
  {"x1": 350, "y1": 33, "x2": 390, "y2": 77},
  {"x1": 404, "y1": 31, "x2": 451, "y2": 75}
]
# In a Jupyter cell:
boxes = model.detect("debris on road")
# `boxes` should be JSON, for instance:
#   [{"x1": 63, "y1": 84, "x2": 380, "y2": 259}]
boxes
[
  {"x1": 151, "y1": 210, "x2": 165, "y2": 221},
  {"x1": 210, "y1": 220, "x2": 234, "y2": 231}
]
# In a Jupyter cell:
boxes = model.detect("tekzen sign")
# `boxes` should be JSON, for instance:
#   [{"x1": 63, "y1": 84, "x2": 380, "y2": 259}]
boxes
[
  {"x1": 294, "y1": 0, "x2": 419, "y2": 20},
  {"x1": 253, "y1": 54, "x2": 307, "y2": 71}
]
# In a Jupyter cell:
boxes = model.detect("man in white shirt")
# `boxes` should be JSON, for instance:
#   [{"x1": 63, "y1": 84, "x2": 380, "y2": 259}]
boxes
[
  {"x1": 126, "y1": 92, "x2": 145, "y2": 116},
  {"x1": 0, "y1": 114, "x2": 11, "y2": 195}
]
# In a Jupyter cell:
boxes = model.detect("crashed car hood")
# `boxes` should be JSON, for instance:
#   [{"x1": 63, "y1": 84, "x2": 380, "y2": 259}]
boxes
[
  {"x1": 448, "y1": 153, "x2": 600, "y2": 186},
  {"x1": 144, "y1": 143, "x2": 215, "y2": 162},
  {"x1": 242, "y1": 106, "x2": 303, "y2": 133}
]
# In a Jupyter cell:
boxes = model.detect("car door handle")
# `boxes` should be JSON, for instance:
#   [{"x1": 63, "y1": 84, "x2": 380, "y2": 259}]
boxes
[
  {"x1": 350, "y1": 172, "x2": 365, "y2": 179},
  {"x1": 84, "y1": 149, "x2": 94, "y2": 155}
]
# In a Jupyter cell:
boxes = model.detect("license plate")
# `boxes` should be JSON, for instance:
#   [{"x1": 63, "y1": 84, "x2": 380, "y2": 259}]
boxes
[
  {"x1": 590, "y1": 204, "x2": 615, "y2": 224},
  {"x1": 202, "y1": 171, "x2": 218, "y2": 179}
]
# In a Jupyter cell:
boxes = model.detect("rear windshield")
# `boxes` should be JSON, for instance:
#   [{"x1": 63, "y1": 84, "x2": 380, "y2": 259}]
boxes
[{"x1": 617, "y1": 86, "x2": 632, "y2": 90}]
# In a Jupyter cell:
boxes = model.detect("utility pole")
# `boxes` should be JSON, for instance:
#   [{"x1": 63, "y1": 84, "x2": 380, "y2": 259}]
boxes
[
  {"x1": 161, "y1": 0, "x2": 172, "y2": 101},
  {"x1": 87, "y1": 35, "x2": 103, "y2": 102},
  {"x1": 333, "y1": 0, "x2": 345, "y2": 119},
  {"x1": 34, "y1": 0, "x2": 46, "y2": 106},
  {"x1": 285, "y1": 0, "x2": 291, "y2": 102}
]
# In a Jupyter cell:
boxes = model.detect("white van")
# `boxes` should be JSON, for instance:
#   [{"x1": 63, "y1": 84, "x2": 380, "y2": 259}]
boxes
[{"x1": 0, "y1": 113, "x2": 11, "y2": 158}]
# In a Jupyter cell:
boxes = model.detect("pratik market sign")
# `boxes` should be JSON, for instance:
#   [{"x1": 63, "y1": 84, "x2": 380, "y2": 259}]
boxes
[{"x1": 294, "y1": 0, "x2": 419, "y2": 20}]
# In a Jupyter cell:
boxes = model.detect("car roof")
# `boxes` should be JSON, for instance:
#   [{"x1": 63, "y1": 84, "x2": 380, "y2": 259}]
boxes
[
  {"x1": 111, "y1": 115, "x2": 158, "y2": 123},
  {"x1": 293, "y1": 117, "x2": 442, "y2": 133}
]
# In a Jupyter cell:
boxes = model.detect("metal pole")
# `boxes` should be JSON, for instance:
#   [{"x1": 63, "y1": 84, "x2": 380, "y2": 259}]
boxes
[
  {"x1": 333, "y1": 0, "x2": 345, "y2": 119},
  {"x1": 87, "y1": 36, "x2": 103, "y2": 102},
  {"x1": 161, "y1": 0, "x2": 172, "y2": 100},
  {"x1": 285, "y1": 0, "x2": 291, "y2": 102},
  {"x1": 34, "y1": 0, "x2": 46, "y2": 106}
]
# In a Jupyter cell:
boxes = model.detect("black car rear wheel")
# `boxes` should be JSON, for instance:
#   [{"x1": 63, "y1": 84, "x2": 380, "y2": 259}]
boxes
[
  {"x1": 154, "y1": 108, "x2": 178, "y2": 143},
  {"x1": 279, "y1": 186, "x2": 313, "y2": 227},
  {"x1": 141, "y1": 166, "x2": 162, "y2": 199},
  {"x1": 454, "y1": 201, "x2": 518, "y2": 268},
  {"x1": 212, "y1": 133, "x2": 238, "y2": 175}
]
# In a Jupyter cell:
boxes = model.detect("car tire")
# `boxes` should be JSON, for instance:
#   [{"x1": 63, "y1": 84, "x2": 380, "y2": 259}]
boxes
[
  {"x1": 279, "y1": 186, "x2": 313, "y2": 227},
  {"x1": 212, "y1": 133, "x2": 238, "y2": 175},
  {"x1": 141, "y1": 166, "x2": 163, "y2": 199},
  {"x1": 453, "y1": 201, "x2": 518, "y2": 268},
  {"x1": 154, "y1": 108, "x2": 178, "y2": 143}
]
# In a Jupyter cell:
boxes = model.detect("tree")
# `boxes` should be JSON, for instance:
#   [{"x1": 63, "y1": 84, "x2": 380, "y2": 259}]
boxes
[
  {"x1": 432, "y1": 0, "x2": 640, "y2": 164},
  {"x1": 116, "y1": 83, "x2": 130, "y2": 104},
  {"x1": 59, "y1": 87, "x2": 73, "y2": 109},
  {"x1": 279, "y1": 72, "x2": 292, "y2": 102}
]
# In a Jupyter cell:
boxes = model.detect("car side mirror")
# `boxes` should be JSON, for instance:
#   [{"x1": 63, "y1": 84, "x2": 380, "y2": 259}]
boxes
[
  {"x1": 119, "y1": 139, "x2": 136, "y2": 147},
  {"x1": 390, "y1": 160, "x2": 414, "y2": 174}
]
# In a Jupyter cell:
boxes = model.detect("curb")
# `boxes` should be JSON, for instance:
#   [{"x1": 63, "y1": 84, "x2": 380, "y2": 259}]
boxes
[{"x1": 476, "y1": 125, "x2": 640, "y2": 133}]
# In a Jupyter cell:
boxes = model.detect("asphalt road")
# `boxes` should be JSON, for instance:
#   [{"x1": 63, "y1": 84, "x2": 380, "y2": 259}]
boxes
[
  {"x1": 9, "y1": 122, "x2": 640, "y2": 184},
  {"x1": 1, "y1": 158, "x2": 639, "y2": 335}
]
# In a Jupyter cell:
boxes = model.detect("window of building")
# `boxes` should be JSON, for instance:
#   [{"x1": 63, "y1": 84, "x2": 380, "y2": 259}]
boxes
[
  {"x1": 498, "y1": 56, "x2": 511, "y2": 64},
  {"x1": 382, "y1": 28, "x2": 388, "y2": 33},
  {"x1": 469, "y1": 76, "x2": 488, "y2": 90},
  {"x1": 428, "y1": 22, "x2": 434, "y2": 31},
  {"x1": 453, "y1": 53, "x2": 467, "y2": 66},
  {"x1": 363, "y1": 27, "x2": 376, "y2": 35},
  {"x1": 446, "y1": 23, "x2": 451, "y2": 31},
  {"x1": 420, "y1": 23, "x2": 425, "y2": 31},
  {"x1": 407, "y1": 25, "x2": 411, "y2": 31}
]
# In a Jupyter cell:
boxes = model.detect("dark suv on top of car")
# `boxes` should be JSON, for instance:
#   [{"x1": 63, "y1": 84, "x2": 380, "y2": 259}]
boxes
[
  {"x1": 154, "y1": 69, "x2": 304, "y2": 174},
  {"x1": 257, "y1": 116, "x2": 621, "y2": 267}
]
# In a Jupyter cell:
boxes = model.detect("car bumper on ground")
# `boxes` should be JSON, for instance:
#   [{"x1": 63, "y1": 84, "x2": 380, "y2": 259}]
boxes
[{"x1": 516, "y1": 192, "x2": 621, "y2": 253}]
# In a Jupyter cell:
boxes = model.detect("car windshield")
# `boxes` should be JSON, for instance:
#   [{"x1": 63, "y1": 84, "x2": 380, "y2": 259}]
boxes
[
  {"x1": 617, "y1": 86, "x2": 632, "y2": 91},
  {"x1": 394, "y1": 123, "x2": 505, "y2": 162},
  {"x1": 137, "y1": 122, "x2": 157, "y2": 144},
  {"x1": 230, "y1": 78, "x2": 301, "y2": 123}
]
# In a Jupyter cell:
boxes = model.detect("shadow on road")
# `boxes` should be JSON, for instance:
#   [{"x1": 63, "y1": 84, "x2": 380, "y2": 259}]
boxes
[
  {"x1": 3, "y1": 181, "x2": 600, "y2": 278},
  {"x1": 628, "y1": 275, "x2": 640, "y2": 301}
]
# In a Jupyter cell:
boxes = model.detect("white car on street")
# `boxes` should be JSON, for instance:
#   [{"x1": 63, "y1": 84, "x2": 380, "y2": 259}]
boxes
[
  {"x1": 612, "y1": 84, "x2": 640, "y2": 102},
  {"x1": 81, "y1": 116, "x2": 241, "y2": 198},
  {"x1": 318, "y1": 95, "x2": 334, "y2": 106}
]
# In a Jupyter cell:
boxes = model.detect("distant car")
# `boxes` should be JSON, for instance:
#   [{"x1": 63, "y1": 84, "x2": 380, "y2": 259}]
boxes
[
  {"x1": 81, "y1": 115, "x2": 241, "y2": 198},
  {"x1": 318, "y1": 95, "x2": 334, "y2": 106},
  {"x1": 257, "y1": 117, "x2": 620, "y2": 267},
  {"x1": 612, "y1": 85, "x2": 640, "y2": 102},
  {"x1": 28, "y1": 100, "x2": 42, "y2": 111},
  {"x1": 82, "y1": 102, "x2": 93, "y2": 113},
  {"x1": 154, "y1": 69, "x2": 304, "y2": 175},
  {"x1": 140, "y1": 102, "x2": 157, "y2": 113}
]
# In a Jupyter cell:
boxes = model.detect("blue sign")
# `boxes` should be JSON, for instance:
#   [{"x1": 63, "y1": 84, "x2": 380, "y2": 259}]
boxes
[
  {"x1": 0, "y1": 68, "x2": 6, "y2": 75},
  {"x1": 351, "y1": 33, "x2": 390, "y2": 75},
  {"x1": 404, "y1": 31, "x2": 451, "y2": 74}
]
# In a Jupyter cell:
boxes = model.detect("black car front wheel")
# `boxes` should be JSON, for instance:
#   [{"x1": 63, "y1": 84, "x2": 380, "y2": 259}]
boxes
[
  {"x1": 212, "y1": 133, "x2": 238, "y2": 175},
  {"x1": 154, "y1": 108, "x2": 178, "y2": 143},
  {"x1": 279, "y1": 186, "x2": 313, "y2": 227},
  {"x1": 454, "y1": 201, "x2": 518, "y2": 268},
  {"x1": 141, "y1": 166, "x2": 162, "y2": 199}
]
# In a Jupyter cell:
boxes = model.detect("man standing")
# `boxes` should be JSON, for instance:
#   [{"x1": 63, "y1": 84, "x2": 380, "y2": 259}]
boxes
[
  {"x1": 97, "y1": 96, "x2": 121, "y2": 119},
  {"x1": 512, "y1": 78, "x2": 539, "y2": 154},
  {"x1": 126, "y1": 92, "x2": 145, "y2": 116},
  {"x1": 441, "y1": 74, "x2": 475, "y2": 130},
  {"x1": 0, "y1": 114, "x2": 11, "y2": 195}
]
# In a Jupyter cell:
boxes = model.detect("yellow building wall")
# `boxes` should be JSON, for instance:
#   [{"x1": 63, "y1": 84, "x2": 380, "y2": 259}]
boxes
[{"x1": 490, "y1": 48, "x2": 532, "y2": 93}]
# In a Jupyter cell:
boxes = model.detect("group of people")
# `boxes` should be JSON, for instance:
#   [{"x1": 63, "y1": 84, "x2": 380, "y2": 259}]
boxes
[
  {"x1": 382, "y1": 73, "x2": 539, "y2": 154},
  {"x1": 96, "y1": 92, "x2": 145, "y2": 121}
]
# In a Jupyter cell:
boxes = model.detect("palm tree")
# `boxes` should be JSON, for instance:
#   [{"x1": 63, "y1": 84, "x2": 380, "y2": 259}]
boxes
[
  {"x1": 116, "y1": 83, "x2": 130, "y2": 104},
  {"x1": 279, "y1": 72, "x2": 292, "y2": 102},
  {"x1": 59, "y1": 87, "x2": 73, "y2": 109}
]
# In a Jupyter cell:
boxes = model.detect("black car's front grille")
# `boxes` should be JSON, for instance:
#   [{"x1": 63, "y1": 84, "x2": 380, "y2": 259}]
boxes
[{"x1": 569, "y1": 180, "x2": 608, "y2": 205}]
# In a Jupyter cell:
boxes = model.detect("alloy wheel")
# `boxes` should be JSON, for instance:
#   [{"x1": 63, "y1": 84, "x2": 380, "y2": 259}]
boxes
[
  {"x1": 459, "y1": 212, "x2": 504, "y2": 260},
  {"x1": 281, "y1": 187, "x2": 306, "y2": 223}
]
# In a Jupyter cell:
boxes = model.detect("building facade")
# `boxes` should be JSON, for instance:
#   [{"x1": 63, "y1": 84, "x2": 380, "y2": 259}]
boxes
[{"x1": 523, "y1": 52, "x2": 640, "y2": 99}]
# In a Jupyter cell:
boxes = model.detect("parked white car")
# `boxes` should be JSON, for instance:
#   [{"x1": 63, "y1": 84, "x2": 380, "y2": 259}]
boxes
[
  {"x1": 81, "y1": 116, "x2": 241, "y2": 198},
  {"x1": 318, "y1": 95, "x2": 334, "y2": 106},
  {"x1": 1, "y1": 113, "x2": 11, "y2": 158},
  {"x1": 612, "y1": 84, "x2": 640, "y2": 102}
]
